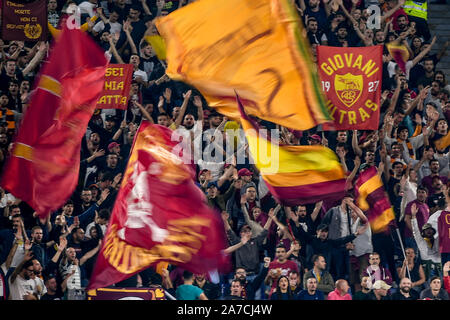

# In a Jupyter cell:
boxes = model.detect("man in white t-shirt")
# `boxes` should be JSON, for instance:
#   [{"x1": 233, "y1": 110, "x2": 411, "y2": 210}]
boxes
[
  {"x1": 79, "y1": 0, "x2": 98, "y2": 18},
  {"x1": 8, "y1": 259, "x2": 38, "y2": 300},
  {"x1": 92, "y1": 9, "x2": 122, "y2": 35}
]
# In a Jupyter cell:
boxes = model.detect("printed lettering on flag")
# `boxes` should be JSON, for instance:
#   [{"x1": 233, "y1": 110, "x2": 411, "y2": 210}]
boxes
[
  {"x1": 317, "y1": 45, "x2": 383, "y2": 131},
  {"x1": 96, "y1": 64, "x2": 133, "y2": 109},
  {"x1": 1, "y1": 0, "x2": 48, "y2": 41},
  {"x1": 88, "y1": 121, "x2": 227, "y2": 289}
]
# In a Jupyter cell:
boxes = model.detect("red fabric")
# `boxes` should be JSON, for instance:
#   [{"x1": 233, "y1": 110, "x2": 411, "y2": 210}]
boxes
[
  {"x1": 317, "y1": 46, "x2": 383, "y2": 131},
  {"x1": 438, "y1": 211, "x2": 450, "y2": 253},
  {"x1": 88, "y1": 122, "x2": 228, "y2": 289},
  {"x1": 0, "y1": 27, "x2": 107, "y2": 217},
  {"x1": 444, "y1": 276, "x2": 450, "y2": 295}
]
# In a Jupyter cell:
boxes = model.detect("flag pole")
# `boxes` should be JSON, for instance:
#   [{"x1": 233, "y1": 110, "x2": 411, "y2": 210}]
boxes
[{"x1": 395, "y1": 227, "x2": 411, "y2": 280}]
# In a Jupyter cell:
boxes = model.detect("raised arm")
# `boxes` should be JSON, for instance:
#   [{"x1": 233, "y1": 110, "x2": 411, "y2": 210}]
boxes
[
  {"x1": 174, "y1": 90, "x2": 192, "y2": 128},
  {"x1": 123, "y1": 21, "x2": 138, "y2": 55},
  {"x1": 411, "y1": 36, "x2": 437, "y2": 67},
  {"x1": 107, "y1": 34, "x2": 125, "y2": 64}
]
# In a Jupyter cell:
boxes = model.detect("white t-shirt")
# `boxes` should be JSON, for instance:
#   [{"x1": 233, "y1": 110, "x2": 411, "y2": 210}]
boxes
[
  {"x1": 92, "y1": 21, "x2": 122, "y2": 35},
  {"x1": 79, "y1": 1, "x2": 97, "y2": 17},
  {"x1": 387, "y1": 60, "x2": 413, "y2": 80},
  {"x1": 8, "y1": 275, "x2": 36, "y2": 300}
]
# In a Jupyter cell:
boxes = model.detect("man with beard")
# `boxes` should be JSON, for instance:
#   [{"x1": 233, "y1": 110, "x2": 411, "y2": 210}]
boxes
[
  {"x1": 403, "y1": 186, "x2": 430, "y2": 250},
  {"x1": 74, "y1": 189, "x2": 94, "y2": 216},
  {"x1": 227, "y1": 257, "x2": 270, "y2": 300},
  {"x1": 352, "y1": 276, "x2": 372, "y2": 300},
  {"x1": 417, "y1": 58, "x2": 435, "y2": 91},
  {"x1": 30, "y1": 226, "x2": 48, "y2": 270},
  {"x1": 303, "y1": 0, "x2": 328, "y2": 32},
  {"x1": 374, "y1": 29, "x2": 386, "y2": 45},
  {"x1": 306, "y1": 17, "x2": 326, "y2": 45},
  {"x1": 286, "y1": 202, "x2": 322, "y2": 257},
  {"x1": 424, "y1": 82, "x2": 444, "y2": 109},
  {"x1": 8, "y1": 254, "x2": 39, "y2": 300},
  {"x1": 427, "y1": 177, "x2": 446, "y2": 214},
  {"x1": 411, "y1": 146, "x2": 445, "y2": 183},
  {"x1": 421, "y1": 159, "x2": 448, "y2": 195},
  {"x1": 394, "y1": 14, "x2": 410, "y2": 37},
  {"x1": 297, "y1": 276, "x2": 325, "y2": 300},
  {"x1": 193, "y1": 273, "x2": 220, "y2": 300},
  {"x1": 392, "y1": 277, "x2": 419, "y2": 300}
]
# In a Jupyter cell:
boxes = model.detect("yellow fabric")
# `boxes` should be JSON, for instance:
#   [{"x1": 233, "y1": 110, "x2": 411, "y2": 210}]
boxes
[
  {"x1": 371, "y1": 207, "x2": 395, "y2": 233},
  {"x1": 48, "y1": 16, "x2": 98, "y2": 39},
  {"x1": 155, "y1": 0, "x2": 330, "y2": 130},
  {"x1": 435, "y1": 131, "x2": 450, "y2": 151},
  {"x1": 13, "y1": 143, "x2": 33, "y2": 161},
  {"x1": 356, "y1": 174, "x2": 383, "y2": 211},
  {"x1": 38, "y1": 75, "x2": 62, "y2": 97},
  {"x1": 145, "y1": 35, "x2": 167, "y2": 60},
  {"x1": 263, "y1": 167, "x2": 346, "y2": 187},
  {"x1": 245, "y1": 131, "x2": 342, "y2": 175},
  {"x1": 403, "y1": 1, "x2": 427, "y2": 20}
]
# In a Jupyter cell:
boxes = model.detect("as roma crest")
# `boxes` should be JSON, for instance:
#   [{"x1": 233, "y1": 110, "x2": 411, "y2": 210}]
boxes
[
  {"x1": 24, "y1": 24, "x2": 42, "y2": 39},
  {"x1": 334, "y1": 73, "x2": 363, "y2": 108}
]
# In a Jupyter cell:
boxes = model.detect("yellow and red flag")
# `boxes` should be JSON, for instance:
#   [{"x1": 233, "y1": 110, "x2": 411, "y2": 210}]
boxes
[
  {"x1": 88, "y1": 121, "x2": 228, "y2": 289},
  {"x1": 386, "y1": 42, "x2": 410, "y2": 74},
  {"x1": 155, "y1": 0, "x2": 330, "y2": 130},
  {"x1": 354, "y1": 166, "x2": 395, "y2": 234},
  {"x1": 237, "y1": 94, "x2": 346, "y2": 206},
  {"x1": 317, "y1": 45, "x2": 383, "y2": 131},
  {"x1": 0, "y1": 27, "x2": 107, "y2": 217}
]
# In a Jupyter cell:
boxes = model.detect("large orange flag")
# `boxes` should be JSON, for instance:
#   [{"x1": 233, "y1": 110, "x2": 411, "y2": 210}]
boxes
[
  {"x1": 0, "y1": 27, "x2": 107, "y2": 217},
  {"x1": 155, "y1": 0, "x2": 330, "y2": 130}
]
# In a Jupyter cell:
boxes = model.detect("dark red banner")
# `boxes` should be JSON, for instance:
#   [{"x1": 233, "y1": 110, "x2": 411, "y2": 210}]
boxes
[
  {"x1": 96, "y1": 64, "x2": 133, "y2": 109},
  {"x1": 317, "y1": 45, "x2": 383, "y2": 131},
  {"x1": 87, "y1": 287, "x2": 166, "y2": 300},
  {"x1": 1, "y1": 0, "x2": 47, "y2": 41},
  {"x1": 88, "y1": 121, "x2": 228, "y2": 289}
]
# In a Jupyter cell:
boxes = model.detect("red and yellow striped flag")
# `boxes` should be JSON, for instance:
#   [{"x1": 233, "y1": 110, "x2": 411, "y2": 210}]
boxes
[
  {"x1": 386, "y1": 42, "x2": 410, "y2": 74},
  {"x1": 237, "y1": 94, "x2": 346, "y2": 206},
  {"x1": 354, "y1": 166, "x2": 395, "y2": 233}
]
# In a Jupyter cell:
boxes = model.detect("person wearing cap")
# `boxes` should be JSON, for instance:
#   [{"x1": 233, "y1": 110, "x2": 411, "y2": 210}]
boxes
[
  {"x1": 221, "y1": 210, "x2": 272, "y2": 278},
  {"x1": 205, "y1": 179, "x2": 235, "y2": 213},
  {"x1": 411, "y1": 203, "x2": 441, "y2": 278},
  {"x1": 107, "y1": 141, "x2": 122, "y2": 159},
  {"x1": 307, "y1": 134, "x2": 322, "y2": 146},
  {"x1": 366, "y1": 280, "x2": 392, "y2": 300},
  {"x1": 292, "y1": 220, "x2": 363, "y2": 274},
  {"x1": 238, "y1": 168, "x2": 253, "y2": 184},
  {"x1": 392, "y1": 277, "x2": 419, "y2": 300}
]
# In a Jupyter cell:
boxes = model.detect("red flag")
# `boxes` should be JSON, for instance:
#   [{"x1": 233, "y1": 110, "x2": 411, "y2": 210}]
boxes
[
  {"x1": 88, "y1": 121, "x2": 228, "y2": 290},
  {"x1": 0, "y1": 27, "x2": 107, "y2": 217},
  {"x1": 354, "y1": 166, "x2": 396, "y2": 234}
]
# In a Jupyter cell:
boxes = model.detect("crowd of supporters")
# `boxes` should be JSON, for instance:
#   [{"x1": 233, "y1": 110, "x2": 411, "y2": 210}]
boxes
[{"x1": 0, "y1": 0, "x2": 449, "y2": 300}]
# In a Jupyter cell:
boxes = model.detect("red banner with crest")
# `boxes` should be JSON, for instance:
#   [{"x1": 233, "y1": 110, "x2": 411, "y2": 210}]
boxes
[
  {"x1": 317, "y1": 45, "x2": 383, "y2": 131},
  {"x1": 88, "y1": 121, "x2": 228, "y2": 290}
]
